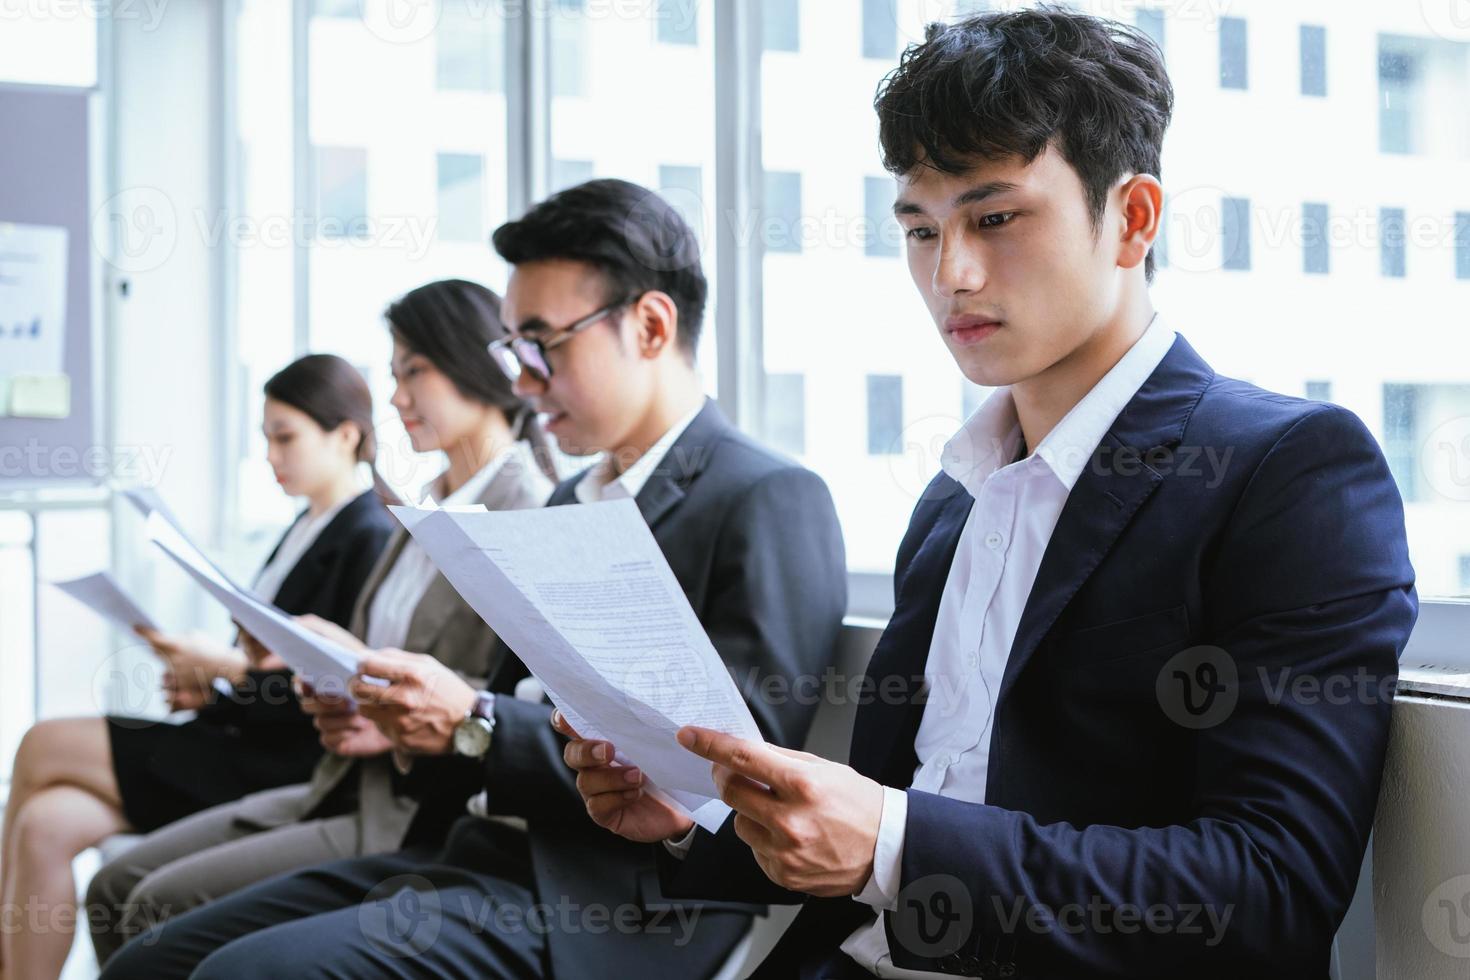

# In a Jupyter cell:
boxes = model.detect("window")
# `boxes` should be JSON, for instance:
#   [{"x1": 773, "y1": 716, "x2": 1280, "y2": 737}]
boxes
[
  {"x1": 437, "y1": 153, "x2": 485, "y2": 243},
  {"x1": 656, "y1": 0, "x2": 699, "y2": 46},
  {"x1": 1221, "y1": 196, "x2": 1251, "y2": 271},
  {"x1": 1300, "y1": 26, "x2": 1327, "y2": 97},
  {"x1": 1456, "y1": 212, "x2": 1470, "y2": 280},
  {"x1": 1381, "y1": 207, "x2": 1407, "y2": 278},
  {"x1": 867, "y1": 375, "x2": 904, "y2": 455},
  {"x1": 658, "y1": 165, "x2": 705, "y2": 242},
  {"x1": 312, "y1": 0, "x2": 357, "y2": 17},
  {"x1": 865, "y1": 177, "x2": 900, "y2": 258},
  {"x1": 1378, "y1": 34, "x2": 1470, "y2": 158},
  {"x1": 1135, "y1": 9, "x2": 1164, "y2": 58},
  {"x1": 551, "y1": 159, "x2": 595, "y2": 193},
  {"x1": 763, "y1": 171, "x2": 804, "y2": 255},
  {"x1": 1219, "y1": 17, "x2": 1248, "y2": 90},
  {"x1": 438, "y1": 0, "x2": 504, "y2": 92},
  {"x1": 1305, "y1": 381, "x2": 1332, "y2": 402},
  {"x1": 1302, "y1": 202, "x2": 1330, "y2": 275},
  {"x1": 765, "y1": 373, "x2": 807, "y2": 456},
  {"x1": 863, "y1": 0, "x2": 897, "y2": 60},
  {"x1": 1460, "y1": 556, "x2": 1470, "y2": 596},
  {"x1": 552, "y1": 0, "x2": 588, "y2": 98},
  {"x1": 1382, "y1": 384, "x2": 1470, "y2": 506},
  {"x1": 763, "y1": 0, "x2": 800, "y2": 53},
  {"x1": 313, "y1": 146, "x2": 369, "y2": 240}
]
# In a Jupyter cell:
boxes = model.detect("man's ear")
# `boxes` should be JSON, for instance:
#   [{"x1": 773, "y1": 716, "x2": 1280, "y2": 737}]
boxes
[
  {"x1": 1117, "y1": 173, "x2": 1163, "y2": 273},
  {"x1": 631, "y1": 290, "x2": 681, "y2": 361}
]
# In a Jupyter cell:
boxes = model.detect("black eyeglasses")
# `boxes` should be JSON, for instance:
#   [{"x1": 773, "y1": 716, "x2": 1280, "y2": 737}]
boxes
[{"x1": 487, "y1": 296, "x2": 636, "y2": 382}]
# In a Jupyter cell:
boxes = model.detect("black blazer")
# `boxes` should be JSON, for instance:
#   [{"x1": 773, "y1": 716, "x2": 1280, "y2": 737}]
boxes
[
  {"x1": 404, "y1": 400, "x2": 850, "y2": 980},
  {"x1": 198, "y1": 489, "x2": 396, "y2": 730},
  {"x1": 664, "y1": 336, "x2": 1418, "y2": 980}
]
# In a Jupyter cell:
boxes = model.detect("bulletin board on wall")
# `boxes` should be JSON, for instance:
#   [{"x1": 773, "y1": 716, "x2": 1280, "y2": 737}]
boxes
[{"x1": 0, "y1": 86, "x2": 100, "y2": 487}]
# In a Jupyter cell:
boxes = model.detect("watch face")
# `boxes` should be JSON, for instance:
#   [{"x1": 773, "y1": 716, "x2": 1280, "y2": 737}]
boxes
[{"x1": 454, "y1": 718, "x2": 492, "y2": 758}]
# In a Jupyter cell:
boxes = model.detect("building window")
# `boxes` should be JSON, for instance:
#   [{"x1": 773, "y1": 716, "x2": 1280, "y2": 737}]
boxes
[
  {"x1": 763, "y1": 170, "x2": 804, "y2": 255},
  {"x1": 313, "y1": 146, "x2": 368, "y2": 240},
  {"x1": 864, "y1": 176, "x2": 900, "y2": 258},
  {"x1": 437, "y1": 0, "x2": 504, "y2": 93},
  {"x1": 552, "y1": 0, "x2": 587, "y2": 98},
  {"x1": 1459, "y1": 555, "x2": 1470, "y2": 595},
  {"x1": 658, "y1": 164, "x2": 704, "y2": 242},
  {"x1": 655, "y1": 0, "x2": 698, "y2": 46},
  {"x1": 1302, "y1": 202, "x2": 1330, "y2": 275},
  {"x1": 765, "y1": 373, "x2": 806, "y2": 456},
  {"x1": 1220, "y1": 17, "x2": 1248, "y2": 90},
  {"x1": 1305, "y1": 381, "x2": 1332, "y2": 402},
  {"x1": 1300, "y1": 25, "x2": 1327, "y2": 97},
  {"x1": 311, "y1": 0, "x2": 357, "y2": 17},
  {"x1": 1136, "y1": 9, "x2": 1164, "y2": 59},
  {"x1": 1381, "y1": 207, "x2": 1407, "y2": 278},
  {"x1": 436, "y1": 153, "x2": 484, "y2": 243},
  {"x1": 1221, "y1": 196, "x2": 1251, "y2": 271},
  {"x1": 862, "y1": 0, "x2": 896, "y2": 60},
  {"x1": 867, "y1": 375, "x2": 904, "y2": 455},
  {"x1": 551, "y1": 158, "x2": 594, "y2": 193},
  {"x1": 1456, "y1": 212, "x2": 1470, "y2": 280},
  {"x1": 763, "y1": 0, "x2": 799, "y2": 53},
  {"x1": 1378, "y1": 40, "x2": 1416, "y2": 154},
  {"x1": 1383, "y1": 384, "x2": 1419, "y2": 501}
]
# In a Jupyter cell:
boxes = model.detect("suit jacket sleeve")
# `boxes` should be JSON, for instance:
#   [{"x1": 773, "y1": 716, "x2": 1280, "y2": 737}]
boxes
[
  {"x1": 477, "y1": 465, "x2": 849, "y2": 828},
  {"x1": 890, "y1": 406, "x2": 1417, "y2": 976}
]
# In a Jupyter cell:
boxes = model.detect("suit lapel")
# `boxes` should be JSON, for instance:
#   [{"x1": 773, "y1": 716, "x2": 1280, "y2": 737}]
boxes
[
  {"x1": 636, "y1": 399, "x2": 726, "y2": 530},
  {"x1": 997, "y1": 334, "x2": 1214, "y2": 702},
  {"x1": 849, "y1": 480, "x2": 973, "y2": 786}
]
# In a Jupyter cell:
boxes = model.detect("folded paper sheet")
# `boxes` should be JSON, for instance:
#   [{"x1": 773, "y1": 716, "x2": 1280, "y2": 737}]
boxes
[
  {"x1": 52, "y1": 571, "x2": 160, "y2": 633},
  {"x1": 390, "y1": 498, "x2": 758, "y2": 830}
]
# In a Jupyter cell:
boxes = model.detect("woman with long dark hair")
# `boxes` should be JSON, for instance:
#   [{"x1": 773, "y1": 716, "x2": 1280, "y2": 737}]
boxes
[
  {"x1": 0, "y1": 354, "x2": 396, "y2": 980},
  {"x1": 85, "y1": 279, "x2": 557, "y2": 966}
]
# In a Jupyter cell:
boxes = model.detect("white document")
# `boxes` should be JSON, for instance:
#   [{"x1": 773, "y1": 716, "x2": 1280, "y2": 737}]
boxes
[
  {"x1": 389, "y1": 498, "x2": 759, "y2": 830},
  {"x1": 144, "y1": 511, "x2": 365, "y2": 697},
  {"x1": 52, "y1": 572, "x2": 160, "y2": 633},
  {"x1": 0, "y1": 223, "x2": 69, "y2": 376},
  {"x1": 121, "y1": 486, "x2": 185, "y2": 532}
]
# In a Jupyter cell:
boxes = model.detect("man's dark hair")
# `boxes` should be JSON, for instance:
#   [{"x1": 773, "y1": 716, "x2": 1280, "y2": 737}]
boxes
[
  {"x1": 491, "y1": 178, "x2": 708, "y2": 359},
  {"x1": 875, "y1": 5, "x2": 1174, "y2": 280}
]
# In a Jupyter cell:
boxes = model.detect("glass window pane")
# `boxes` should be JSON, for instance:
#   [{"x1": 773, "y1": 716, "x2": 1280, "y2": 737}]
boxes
[
  {"x1": 1221, "y1": 196, "x2": 1251, "y2": 271},
  {"x1": 763, "y1": 0, "x2": 800, "y2": 53},
  {"x1": 863, "y1": 0, "x2": 897, "y2": 61},
  {"x1": 437, "y1": 152, "x2": 485, "y2": 243},
  {"x1": 1301, "y1": 25, "x2": 1327, "y2": 97},
  {"x1": 1219, "y1": 17, "x2": 1248, "y2": 90},
  {"x1": 1457, "y1": 212, "x2": 1470, "y2": 280},
  {"x1": 548, "y1": 0, "x2": 718, "y2": 391},
  {"x1": 438, "y1": 0, "x2": 504, "y2": 92},
  {"x1": 864, "y1": 176, "x2": 900, "y2": 258},
  {"x1": 1135, "y1": 9, "x2": 1164, "y2": 59},
  {"x1": 1305, "y1": 381, "x2": 1333, "y2": 402},
  {"x1": 313, "y1": 146, "x2": 370, "y2": 240},
  {"x1": 867, "y1": 375, "x2": 904, "y2": 456},
  {"x1": 1380, "y1": 207, "x2": 1406, "y2": 278},
  {"x1": 656, "y1": 0, "x2": 699, "y2": 46},
  {"x1": 1302, "y1": 202, "x2": 1330, "y2": 275},
  {"x1": 765, "y1": 373, "x2": 807, "y2": 456},
  {"x1": 0, "y1": 4, "x2": 97, "y2": 87},
  {"x1": 763, "y1": 171, "x2": 804, "y2": 255}
]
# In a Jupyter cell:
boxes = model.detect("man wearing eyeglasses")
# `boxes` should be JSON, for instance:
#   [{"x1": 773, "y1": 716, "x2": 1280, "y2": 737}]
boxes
[{"x1": 100, "y1": 179, "x2": 849, "y2": 980}]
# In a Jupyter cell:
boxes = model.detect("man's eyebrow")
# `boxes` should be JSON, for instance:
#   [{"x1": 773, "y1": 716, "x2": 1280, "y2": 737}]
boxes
[
  {"x1": 893, "y1": 180, "x2": 1023, "y2": 217},
  {"x1": 512, "y1": 317, "x2": 551, "y2": 336}
]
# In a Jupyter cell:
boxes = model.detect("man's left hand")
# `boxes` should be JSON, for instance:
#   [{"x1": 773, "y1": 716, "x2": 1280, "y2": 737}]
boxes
[
  {"x1": 677, "y1": 725, "x2": 884, "y2": 897},
  {"x1": 349, "y1": 649, "x2": 477, "y2": 756}
]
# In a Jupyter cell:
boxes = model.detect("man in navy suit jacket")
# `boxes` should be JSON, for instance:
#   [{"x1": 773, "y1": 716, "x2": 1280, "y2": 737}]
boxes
[{"x1": 563, "y1": 8, "x2": 1416, "y2": 978}]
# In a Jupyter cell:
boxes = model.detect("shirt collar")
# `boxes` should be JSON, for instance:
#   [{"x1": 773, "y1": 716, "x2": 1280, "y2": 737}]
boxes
[
  {"x1": 942, "y1": 314, "x2": 1176, "y2": 495},
  {"x1": 575, "y1": 400, "x2": 706, "y2": 504},
  {"x1": 431, "y1": 442, "x2": 519, "y2": 507}
]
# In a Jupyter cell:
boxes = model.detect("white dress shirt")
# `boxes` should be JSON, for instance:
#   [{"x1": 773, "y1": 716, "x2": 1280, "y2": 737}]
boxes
[
  {"x1": 250, "y1": 491, "x2": 357, "y2": 605},
  {"x1": 835, "y1": 316, "x2": 1177, "y2": 978},
  {"x1": 363, "y1": 446, "x2": 518, "y2": 650}
]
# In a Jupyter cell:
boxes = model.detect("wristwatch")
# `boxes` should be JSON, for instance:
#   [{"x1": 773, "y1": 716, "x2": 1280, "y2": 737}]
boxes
[{"x1": 452, "y1": 690, "x2": 496, "y2": 759}]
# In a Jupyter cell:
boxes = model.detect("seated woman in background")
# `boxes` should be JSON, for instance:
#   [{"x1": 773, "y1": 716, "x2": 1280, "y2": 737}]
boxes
[
  {"x1": 0, "y1": 352, "x2": 396, "y2": 980},
  {"x1": 85, "y1": 278, "x2": 558, "y2": 968}
]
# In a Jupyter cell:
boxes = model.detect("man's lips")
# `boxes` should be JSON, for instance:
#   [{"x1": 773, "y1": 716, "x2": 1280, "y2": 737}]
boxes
[{"x1": 945, "y1": 316, "x2": 1002, "y2": 345}]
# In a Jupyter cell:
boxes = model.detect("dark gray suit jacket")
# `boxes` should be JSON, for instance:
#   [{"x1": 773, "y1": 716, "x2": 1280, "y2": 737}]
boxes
[{"x1": 403, "y1": 399, "x2": 849, "y2": 979}]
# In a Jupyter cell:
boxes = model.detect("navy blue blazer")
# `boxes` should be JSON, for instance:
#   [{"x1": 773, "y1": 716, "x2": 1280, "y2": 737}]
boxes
[{"x1": 664, "y1": 335, "x2": 1417, "y2": 979}]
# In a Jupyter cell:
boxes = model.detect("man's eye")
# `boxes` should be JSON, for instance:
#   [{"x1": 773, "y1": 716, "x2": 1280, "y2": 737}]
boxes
[
  {"x1": 978, "y1": 212, "x2": 1017, "y2": 228},
  {"x1": 904, "y1": 226, "x2": 937, "y2": 242}
]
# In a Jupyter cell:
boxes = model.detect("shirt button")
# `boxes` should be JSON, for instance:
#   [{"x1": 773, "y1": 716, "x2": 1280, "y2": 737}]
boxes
[
  {"x1": 984, "y1": 530, "x2": 1005, "y2": 551},
  {"x1": 966, "y1": 651, "x2": 980, "y2": 670}
]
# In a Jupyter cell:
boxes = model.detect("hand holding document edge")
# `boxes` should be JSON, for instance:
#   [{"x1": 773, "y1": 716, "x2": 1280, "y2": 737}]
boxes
[{"x1": 388, "y1": 498, "x2": 762, "y2": 830}]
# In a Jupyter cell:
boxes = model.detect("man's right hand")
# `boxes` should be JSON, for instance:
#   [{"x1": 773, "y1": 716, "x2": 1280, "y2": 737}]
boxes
[
  {"x1": 554, "y1": 709, "x2": 695, "y2": 844},
  {"x1": 296, "y1": 679, "x2": 391, "y2": 758}
]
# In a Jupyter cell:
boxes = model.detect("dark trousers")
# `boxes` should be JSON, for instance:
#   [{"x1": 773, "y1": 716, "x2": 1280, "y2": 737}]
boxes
[{"x1": 100, "y1": 821, "x2": 546, "y2": 980}]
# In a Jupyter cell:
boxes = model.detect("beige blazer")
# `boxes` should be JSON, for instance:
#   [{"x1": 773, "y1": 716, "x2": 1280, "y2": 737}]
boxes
[{"x1": 231, "y1": 446, "x2": 553, "y2": 852}]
